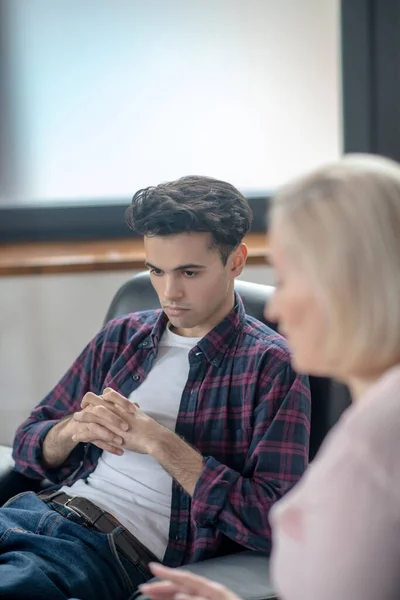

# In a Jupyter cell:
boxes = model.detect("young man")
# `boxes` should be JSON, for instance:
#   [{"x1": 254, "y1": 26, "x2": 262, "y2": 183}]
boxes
[{"x1": 6, "y1": 176, "x2": 310, "y2": 600}]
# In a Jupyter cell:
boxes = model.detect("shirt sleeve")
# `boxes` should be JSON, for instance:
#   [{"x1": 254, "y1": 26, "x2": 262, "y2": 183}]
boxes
[
  {"x1": 12, "y1": 328, "x2": 107, "y2": 483},
  {"x1": 191, "y1": 364, "x2": 311, "y2": 553},
  {"x1": 269, "y1": 430, "x2": 400, "y2": 600}
]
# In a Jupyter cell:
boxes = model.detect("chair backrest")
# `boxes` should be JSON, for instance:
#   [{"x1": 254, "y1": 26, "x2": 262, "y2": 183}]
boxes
[{"x1": 105, "y1": 271, "x2": 351, "y2": 460}]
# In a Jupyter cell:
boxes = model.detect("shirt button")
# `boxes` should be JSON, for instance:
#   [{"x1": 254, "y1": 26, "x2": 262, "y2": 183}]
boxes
[{"x1": 133, "y1": 375, "x2": 140, "y2": 381}]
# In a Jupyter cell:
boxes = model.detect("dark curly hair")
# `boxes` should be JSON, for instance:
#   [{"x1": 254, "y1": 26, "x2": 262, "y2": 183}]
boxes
[{"x1": 125, "y1": 175, "x2": 252, "y2": 264}]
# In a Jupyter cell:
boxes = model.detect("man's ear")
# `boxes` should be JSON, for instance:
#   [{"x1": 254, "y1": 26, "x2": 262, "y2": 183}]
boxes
[{"x1": 229, "y1": 243, "x2": 248, "y2": 278}]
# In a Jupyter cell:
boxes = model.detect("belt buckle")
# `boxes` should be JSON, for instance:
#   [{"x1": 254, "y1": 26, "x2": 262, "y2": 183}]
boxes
[{"x1": 62, "y1": 496, "x2": 87, "y2": 521}]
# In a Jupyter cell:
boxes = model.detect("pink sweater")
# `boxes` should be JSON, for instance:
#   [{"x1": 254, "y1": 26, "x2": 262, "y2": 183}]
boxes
[{"x1": 270, "y1": 365, "x2": 400, "y2": 600}]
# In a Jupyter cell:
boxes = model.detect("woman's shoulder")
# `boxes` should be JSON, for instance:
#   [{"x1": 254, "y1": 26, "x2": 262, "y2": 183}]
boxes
[
  {"x1": 333, "y1": 365, "x2": 400, "y2": 489},
  {"x1": 272, "y1": 366, "x2": 400, "y2": 519},
  {"x1": 348, "y1": 365, "x2": 400, "y2": 445}
]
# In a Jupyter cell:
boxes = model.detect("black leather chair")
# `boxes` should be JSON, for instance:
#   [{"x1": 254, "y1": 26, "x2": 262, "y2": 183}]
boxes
[{"x1": 0, "y1": 272, "x2": 351, "y2": 600}]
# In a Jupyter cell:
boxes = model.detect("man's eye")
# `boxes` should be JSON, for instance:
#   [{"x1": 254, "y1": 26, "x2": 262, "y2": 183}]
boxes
[
  {"x1": 149, "y1": 268, "x2": 163, "y2": 276},
  {"x1": 184, "y1": 270, "x2": 197, "y2": 278}
]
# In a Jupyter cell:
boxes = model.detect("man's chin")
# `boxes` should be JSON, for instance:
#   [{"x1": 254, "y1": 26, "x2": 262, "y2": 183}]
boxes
[
  {"x1": 167, "y1": 313, "x2": 202, "y2": 334},
  {"x1": 168, "y1": 316, "x2": 192, "y2": 329}
]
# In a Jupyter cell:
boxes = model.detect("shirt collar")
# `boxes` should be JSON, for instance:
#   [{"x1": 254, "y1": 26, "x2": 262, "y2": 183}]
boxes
[{"x1": 149, "y1": 291, "x2": 246, "y2": 366}]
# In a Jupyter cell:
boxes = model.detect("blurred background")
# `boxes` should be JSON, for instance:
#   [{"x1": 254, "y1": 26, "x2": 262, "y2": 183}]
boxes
[
  {"x1": 0, "y1": 0, "x2": 399, "y2": 444},
  {"x1": 1, "y1": 0, "x2": 339, "y2": 204}
]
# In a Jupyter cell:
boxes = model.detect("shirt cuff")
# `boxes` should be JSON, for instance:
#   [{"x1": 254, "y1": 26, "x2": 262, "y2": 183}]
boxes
[
  {"x1": 191, "y1": 456, "x2": 240, "y2": 527},
  {"x1": 14, "y1": 419, "x2": 84, "y2": 483}
]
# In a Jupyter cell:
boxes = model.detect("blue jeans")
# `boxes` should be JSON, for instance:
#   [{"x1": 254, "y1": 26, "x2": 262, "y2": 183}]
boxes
[{"x1": 0, "y1": 491, "x2": 151, "y2": 599}]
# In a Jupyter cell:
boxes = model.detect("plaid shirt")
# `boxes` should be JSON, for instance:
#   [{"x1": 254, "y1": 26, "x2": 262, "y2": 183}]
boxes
[{"x1": 13, "y1": 293, "x2": 311, "y2": 567}]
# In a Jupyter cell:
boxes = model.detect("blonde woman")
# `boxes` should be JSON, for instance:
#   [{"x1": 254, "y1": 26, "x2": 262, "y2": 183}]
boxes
[{"x1": 140, "y1": 154, "x2": 400, "y2": 600}]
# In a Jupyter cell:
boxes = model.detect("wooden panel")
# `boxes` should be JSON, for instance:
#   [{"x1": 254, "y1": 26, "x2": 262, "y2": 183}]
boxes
[{"x1": 0, "y1": 233, "x2": 270, "y2": 276}]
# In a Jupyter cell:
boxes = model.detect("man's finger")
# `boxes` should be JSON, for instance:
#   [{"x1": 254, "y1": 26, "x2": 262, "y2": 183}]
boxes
[
  {"x1": 73, "y1": 406, "x2": 129, "y2": 432},
  {"x1": 71, "y1": 422, "x2": 124, "y2": 448},
  {"x1": 91, "y1": 439, "x2": 124, "y2": 456},
  {"x1": 102, "y1": 387, "x2": 137, "y2": 412},
  {"x1": 81, "y1": 390, "x2": 138, "y2": 415},
  {"x1": 81, "y1": 395, "x2": 130, "y2": 419},
  {"x1": 80, "y1": 391, "x2": 100, "y2": 408},
  {"x1": 112, "y1": 402, "x2": 139, "y2": 416}
]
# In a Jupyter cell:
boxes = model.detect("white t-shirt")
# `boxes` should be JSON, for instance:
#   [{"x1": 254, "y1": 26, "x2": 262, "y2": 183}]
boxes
[{"x1": 61, "y1": 325, "x2": 201, "y2": 559}]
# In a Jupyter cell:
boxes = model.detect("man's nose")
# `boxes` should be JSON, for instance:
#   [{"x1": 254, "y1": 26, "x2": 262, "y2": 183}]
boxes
[{"x1": 163, "y1": 275, "x2": 183, "y2": 301}]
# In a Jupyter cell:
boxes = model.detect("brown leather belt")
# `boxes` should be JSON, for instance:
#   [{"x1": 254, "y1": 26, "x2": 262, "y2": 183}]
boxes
[{"x1": 39, "y1": 492, "x2": 157, "y2": 573}]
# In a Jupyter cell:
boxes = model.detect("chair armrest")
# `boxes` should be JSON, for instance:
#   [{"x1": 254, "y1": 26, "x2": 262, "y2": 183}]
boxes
[
  {"x1": 0, "y1": 445, "x2": 46, "y2": 506},
  {"x1": 0, "y1": 445, "x2": 14, "y2": 473},
  {"x1": 139, "y1": 552, "x2": 277, "y2": 600}
]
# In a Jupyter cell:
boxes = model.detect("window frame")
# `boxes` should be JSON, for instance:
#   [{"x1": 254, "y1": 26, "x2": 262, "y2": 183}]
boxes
[{"x1": 0, "y1": 194, "x2": 271, "y2": 243}]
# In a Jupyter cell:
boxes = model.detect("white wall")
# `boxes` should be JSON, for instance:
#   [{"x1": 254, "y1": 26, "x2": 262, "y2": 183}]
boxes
[
  {"x1": 3, "y1": 0, "x2": 340, "y2": 203},
  {"x1": 1, "y1": 266, "x2": 273, "y2": 445}
]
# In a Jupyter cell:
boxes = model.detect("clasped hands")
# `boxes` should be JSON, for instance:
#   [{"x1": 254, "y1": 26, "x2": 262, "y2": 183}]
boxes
[{"x1": 67, "y1": 387, "x2": 163, "y2": 456}]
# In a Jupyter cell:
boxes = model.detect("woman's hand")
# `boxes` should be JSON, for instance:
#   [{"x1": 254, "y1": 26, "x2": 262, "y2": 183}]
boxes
[{"x1": 139, "y1": 563, "x2": 243, "y2": 600}]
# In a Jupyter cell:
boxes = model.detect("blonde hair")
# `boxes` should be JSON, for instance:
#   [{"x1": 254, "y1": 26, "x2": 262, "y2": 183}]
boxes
[{"x1": 270, "y1": 154, "x2": 400, "y2": 377}]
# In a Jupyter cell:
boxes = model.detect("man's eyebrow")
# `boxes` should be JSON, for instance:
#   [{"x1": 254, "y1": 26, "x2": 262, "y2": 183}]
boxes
[{"x1": 145, "y1": 261, "x2": 207, "y2": 271}]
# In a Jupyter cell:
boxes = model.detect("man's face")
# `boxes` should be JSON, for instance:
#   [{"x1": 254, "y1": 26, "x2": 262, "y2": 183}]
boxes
[{"x1": 144, "y1": 232, "x2": 240, "y2": 337}]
